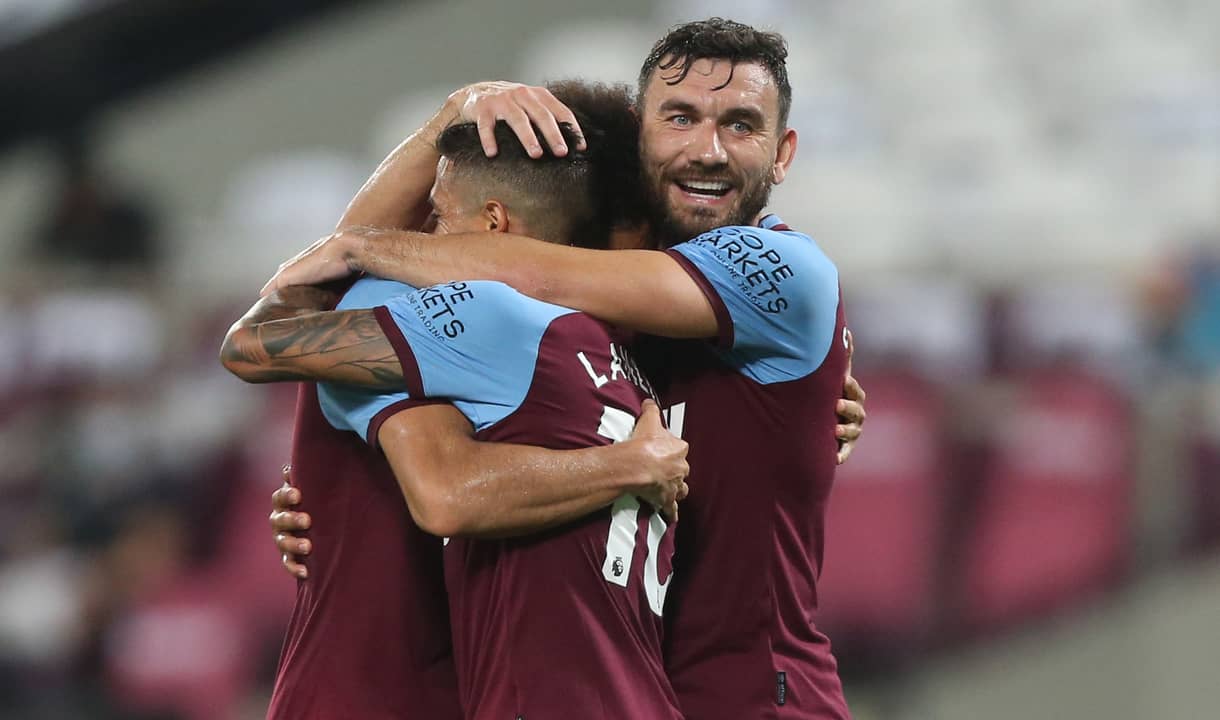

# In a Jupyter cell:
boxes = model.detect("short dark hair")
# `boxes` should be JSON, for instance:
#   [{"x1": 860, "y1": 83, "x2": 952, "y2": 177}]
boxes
[
  {"x1": 435, "y1": 81, "x2": 640, "y2": 249},
  {"x1": 637, "y1": 17, "x2": 792, "y2": 128}
]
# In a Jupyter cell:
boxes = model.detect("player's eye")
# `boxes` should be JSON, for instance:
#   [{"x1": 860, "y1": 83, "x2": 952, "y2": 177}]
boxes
[
  {"x1": 727, "y1": 120, "x2": 753, "y2": 134},
  {"x1": 670, "y1": 114, "x2": 692, "y2": 127}
]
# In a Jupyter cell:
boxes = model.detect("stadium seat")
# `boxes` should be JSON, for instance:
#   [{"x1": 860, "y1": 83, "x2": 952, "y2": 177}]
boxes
[
  {"x1": 105, "y1": 580, "x2": 256, "y2": 720},
  {"x1": 959, "y1": 367, "x2": 1134, "y2": 632},
  {"x1": 817, "y1": 370, "x2": 948, "y2": 663}
]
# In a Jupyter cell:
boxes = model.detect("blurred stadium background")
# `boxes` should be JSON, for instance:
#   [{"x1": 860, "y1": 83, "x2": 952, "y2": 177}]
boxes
[{"x1": 0, "y1": 0, "x2": 1216, "y2": 718}]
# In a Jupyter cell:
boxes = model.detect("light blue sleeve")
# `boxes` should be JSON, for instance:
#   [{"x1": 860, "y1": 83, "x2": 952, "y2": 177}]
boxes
[
  {"x1": 666, "y1": 217, "x2": 841, "y2": 384},
  {"x1": 376, "y1": 280, "x2": 576, "y2": 433},
  {"x1": 315, "y1": 277, "x2": 426, "y2": 444}
]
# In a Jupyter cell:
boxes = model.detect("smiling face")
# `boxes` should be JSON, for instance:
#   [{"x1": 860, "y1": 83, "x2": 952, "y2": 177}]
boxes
[{"x1": 638, "y1": 57, "x2": 796, "y2": 248}]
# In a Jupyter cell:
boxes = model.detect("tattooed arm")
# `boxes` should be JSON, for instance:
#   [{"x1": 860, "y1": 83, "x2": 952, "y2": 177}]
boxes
[{"x1": 219, "y1": 286, "x2": 404, "y2": 388}]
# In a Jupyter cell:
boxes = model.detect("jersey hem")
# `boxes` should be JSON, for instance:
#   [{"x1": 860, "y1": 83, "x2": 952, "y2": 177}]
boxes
[{"x1": 373, "y1": 304, "x2": 426, "y2": 397}]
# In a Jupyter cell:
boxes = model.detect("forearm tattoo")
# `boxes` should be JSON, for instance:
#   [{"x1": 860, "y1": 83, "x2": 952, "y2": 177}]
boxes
[{"x1": 233, "y1": 309, "x2": 404, "y2": 389}]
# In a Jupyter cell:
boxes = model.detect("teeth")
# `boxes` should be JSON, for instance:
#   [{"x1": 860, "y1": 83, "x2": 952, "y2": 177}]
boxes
[{"x1": 681, "y1": 180, "x2": 731, "y2": 191}]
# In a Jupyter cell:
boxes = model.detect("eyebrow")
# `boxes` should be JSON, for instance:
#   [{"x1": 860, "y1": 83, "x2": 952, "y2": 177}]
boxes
[
  {"x1": 657, "y1": 99, "x2": 700, "y2": 116},
  {"x1": 722, "y1": 105, "x2": 766, "y2": 128},
  {"x1": 656, "y1": 98, "x2": 767, "y2": 128}
]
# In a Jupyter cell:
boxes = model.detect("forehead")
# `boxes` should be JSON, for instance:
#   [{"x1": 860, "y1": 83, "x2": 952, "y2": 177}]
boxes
[{"x1": 642, "y1": 57, "x2": 779, "y2": 117}]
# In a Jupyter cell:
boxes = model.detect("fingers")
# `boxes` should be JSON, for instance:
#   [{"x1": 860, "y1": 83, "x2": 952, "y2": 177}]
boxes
[
  {"x1": 281, "y1": 551, "x2": 308, "y2": 579},
  {"x1": 836, "y1": 422, "x2": 862, "y2": 442},
  {"x1": 276, "y1": 531, "x2": 310, "y2": 579},
  {"x1": 836, "y1": 398, "x2": 866, "y2": 425},
  {"x1": 542, "y1": 92, "x2": 585, "y2": 151},
  {"x1": 497, "y1": 103, "x2": 545, "y2": 159},
  {"x1": 271, "y1": 485, "x2": 300, "y2": 512},
  {"x1": 476, "y1": 109, "x2": 501, "y2": 158},
  {"x1": 844, "y1": 373, "x2": 867, "y2": 404},
  {"x1": 662, "y1": 501, "x2": 679, "y2": 524},
  {"x1": 521, "y1": 88, "x2": 584, "y2": 155},
  {"x1": 633, "y1": 399, "x2": 664, "y2": 433},
  {"x1": 836, "y1": 440, "x2": 856, "y2": 466},
  {"x1": 269, "y1": 509, "x2": 311, "y2": 533},
  {"x1": 470, "y1": 85, "x2": 583, "y2": 158},
  {"x1": 276, "y1": 532, "x2": 312, "y2": 556}
]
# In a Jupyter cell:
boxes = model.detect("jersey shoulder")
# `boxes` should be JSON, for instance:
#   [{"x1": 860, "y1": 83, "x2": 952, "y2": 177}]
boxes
[
  {"x1": 666, "y1": 215, "x2": 842, "y2": 384},
  {"x1": 377, "y1": 280, "x2": 584, "y2": 432}
]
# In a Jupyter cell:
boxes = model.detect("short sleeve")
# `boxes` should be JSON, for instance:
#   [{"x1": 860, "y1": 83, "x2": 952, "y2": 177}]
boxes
[
  {"x1": 316, "y1": 276, "x2": 440, "y2": 446},
  {"x1": 665, "y1": 217, "x2": 841, "y2": 383},
  {"x1": 372, "y1": 280, "x2": 576, "y2": 432}
]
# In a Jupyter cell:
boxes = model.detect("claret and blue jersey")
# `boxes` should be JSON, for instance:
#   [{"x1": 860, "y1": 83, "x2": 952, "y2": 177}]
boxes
[
  {"x1": 319, "y1": 278, "x2": 681, "y2": 720},
  {"x1": 658, "y1": 214, "x2": 852, "y2": 719},
  {"x1": 286, "y1": 211, "x2": 848, "y2": 720}
]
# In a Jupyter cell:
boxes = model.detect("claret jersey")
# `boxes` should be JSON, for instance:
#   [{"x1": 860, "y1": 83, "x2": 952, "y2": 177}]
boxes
[
  {"x1": 657, "y1": 214, "x2": 852, "y2": 719},
  {"x1": 267, "y1": 279, "x2": 460, "y2": 720},
  {"x1": 320, "y1": 279, "x2": 682, "y2": 720}
]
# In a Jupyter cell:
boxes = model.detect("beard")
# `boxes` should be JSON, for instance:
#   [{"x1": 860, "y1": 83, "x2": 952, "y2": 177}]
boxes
[{"x1": 642, "y1": 164, "x2": 774, "y2": 249}]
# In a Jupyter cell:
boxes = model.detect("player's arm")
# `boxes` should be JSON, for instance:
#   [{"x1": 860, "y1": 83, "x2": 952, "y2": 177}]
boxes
[
  {"x1": 377, "y1": 401, "x2": 685, "y2": 539},
  {"x1": 262, "y1": 227, "x2": 720, "y2": 339},
  {"x1": 220, "y1": 291, "x2": 402, "y2": 388}
]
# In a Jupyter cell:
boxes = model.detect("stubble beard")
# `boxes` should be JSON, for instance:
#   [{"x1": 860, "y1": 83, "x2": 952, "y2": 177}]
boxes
[{"x1": 642, "y1": 166, "x2": 774, "y2": 249}]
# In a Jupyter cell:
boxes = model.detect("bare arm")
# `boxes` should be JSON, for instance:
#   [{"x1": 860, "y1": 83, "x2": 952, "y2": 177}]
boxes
[
  {"x1": 336, "y1": 116, "x2": 445, "y2": 232},
  {"x1": 264, "y1": 228, "x2": 720, "y2": 340},
  {"x1": 379, "y1": 401, "x2": 687, "y2": 538},
  {"x1": 219, "y1": 288, "x2": 402, "y2": 387}
]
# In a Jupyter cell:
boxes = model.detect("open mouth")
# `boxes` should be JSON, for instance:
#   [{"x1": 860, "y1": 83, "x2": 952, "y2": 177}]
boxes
[{"x1": 674, "y1": 179, "x2": 733, "y2": 199}]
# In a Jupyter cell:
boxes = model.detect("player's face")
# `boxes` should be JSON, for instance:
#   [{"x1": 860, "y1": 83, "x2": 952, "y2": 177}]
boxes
[
  {"x1": 426, "y1": 157, "x2": 488, "y2": 235},
  {"x1": 638, "y1": 58, "x2": 796, "y2": 248}
]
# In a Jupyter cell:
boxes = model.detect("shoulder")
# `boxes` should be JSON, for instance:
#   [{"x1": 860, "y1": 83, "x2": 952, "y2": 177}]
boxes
[
  {"x1": 384, "y1": 280, "x2": 580, "y2": 340},
  {"x1": 669, "y1": 218, "x2": 838, "y2": 315}
]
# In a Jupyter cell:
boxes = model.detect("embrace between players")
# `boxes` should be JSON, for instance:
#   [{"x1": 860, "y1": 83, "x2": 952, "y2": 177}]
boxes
[{"x1": 223, "y1": 17, "x2": 868, "y2": 720}]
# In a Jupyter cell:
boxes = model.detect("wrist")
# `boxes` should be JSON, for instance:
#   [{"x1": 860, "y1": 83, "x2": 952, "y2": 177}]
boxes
[
  {"x1": 429, "y1": 90, "x2": 466, "y2": 134},
  {"x1": 611, "y1": 438, "x2": 653, "y2": 494}
]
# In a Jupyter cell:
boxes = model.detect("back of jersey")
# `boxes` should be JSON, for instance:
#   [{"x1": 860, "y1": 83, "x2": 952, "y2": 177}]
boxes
[
  {"x1": 366, "y1": 280, "x2": 682, "y2": 720},
  {"x1": 267, "y1": 280, "x2": 460, "y2": 720}
]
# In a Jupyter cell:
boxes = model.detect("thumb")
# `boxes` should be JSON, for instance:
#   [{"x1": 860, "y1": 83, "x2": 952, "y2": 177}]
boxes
[{"x1": 634, "y1": 399, "x2": 663, "y2": 433}]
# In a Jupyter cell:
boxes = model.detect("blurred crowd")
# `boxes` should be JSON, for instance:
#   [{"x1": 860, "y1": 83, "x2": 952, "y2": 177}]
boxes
[{"x1": 0, "y1": 138, "x2": 299, "y2": 719}]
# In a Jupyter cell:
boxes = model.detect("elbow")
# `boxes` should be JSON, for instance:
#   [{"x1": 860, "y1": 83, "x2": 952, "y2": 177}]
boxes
[
  {"x1": 403, "y1": 475, "x2": 472, "y2": 538},
  {"x1": 408, "y1": 497, "x2": 468, "y2": 539},
  {"x1": 218, "y1": 325, "x2": 264, "y2": 383}
]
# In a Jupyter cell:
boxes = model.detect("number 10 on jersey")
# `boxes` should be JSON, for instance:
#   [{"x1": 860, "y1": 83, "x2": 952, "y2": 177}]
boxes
[{"x1": 597, "y1": 404, "x2": 676, "y2": 617}]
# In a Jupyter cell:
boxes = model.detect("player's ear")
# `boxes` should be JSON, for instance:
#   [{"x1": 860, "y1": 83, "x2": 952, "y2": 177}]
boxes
[
  {"x1": 771, "y1": 128, "x2": 797, "y2": 185},
  {"x1": 482, "y1": 200, "x2": 510, "y2": 233}
]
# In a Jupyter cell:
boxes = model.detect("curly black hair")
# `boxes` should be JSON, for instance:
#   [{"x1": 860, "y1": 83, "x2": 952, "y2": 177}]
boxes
[{"x1": 637, "y1": 17, "x2": 791, "y2": 128}]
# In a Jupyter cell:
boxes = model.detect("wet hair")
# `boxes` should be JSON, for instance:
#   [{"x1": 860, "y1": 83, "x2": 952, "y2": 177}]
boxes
[
  {"x1": 434, "y1": 80, "x2": 641, "y2": 249},
  {"x1": 637, "y1": 17, "x2": 792, "y2": 128}
]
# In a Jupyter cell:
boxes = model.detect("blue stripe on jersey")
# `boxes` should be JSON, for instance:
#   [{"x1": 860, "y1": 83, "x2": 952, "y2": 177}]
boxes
[
  {"x1": 379, "y1": 280, "x2": 577, "y2": 433},
  {"x1": 668, "y1": 216, "x2": 841, "y2": 385},
  {"x1": 317, "y1": 277, "x2": 421, "y2": 441}
]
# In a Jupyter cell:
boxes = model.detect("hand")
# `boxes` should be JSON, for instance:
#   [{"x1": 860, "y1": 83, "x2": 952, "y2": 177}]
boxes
[
  {"x1": 260, "y1": 228, "x2": 367, "y2": 297},
  {"x1": 445, "y1": 81, "x2": 586, "y2": 159},
  {"x1": 270, "y1": 465, "x2": 313, "y2": 579},
  {"x1": 836, "y1": 330, "x2": 867, "y2": 465},
  {"x1": 627, "y1": 399, "x2": 690, "y2": 522}
]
